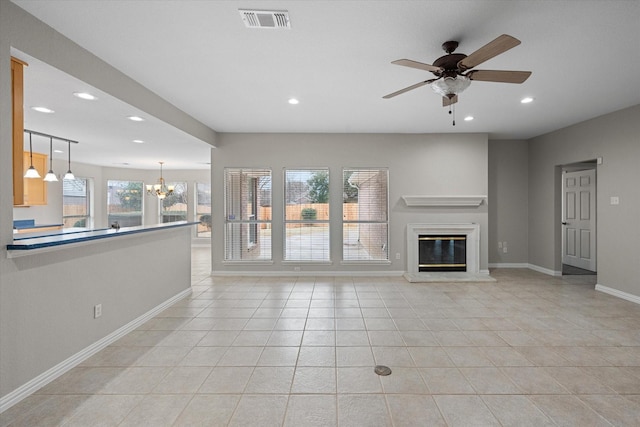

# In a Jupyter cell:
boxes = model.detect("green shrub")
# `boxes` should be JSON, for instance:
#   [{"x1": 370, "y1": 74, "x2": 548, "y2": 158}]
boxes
[
  {"x1": 301, "y1": 208, "x2": 317, "y2": 220},
  {"x1": 200, "y1": 214, "x2": 212, "y2": 229}
]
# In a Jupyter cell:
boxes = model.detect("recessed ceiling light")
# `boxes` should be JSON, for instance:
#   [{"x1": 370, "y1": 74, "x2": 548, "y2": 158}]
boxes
[
  {"x1": 288, "y1": 98, "x2": 299, "y2": 105},
  {"x1": 464, "y1": 116, "x2": 474, "y2": 121},
  {"x1": 127, "y1": 115, "x2": 144, "y2": 121},
  {"x1": 31, "y1": 106, "x2": 55, "y2": 113},
  {"x1": 53, "y1": 149, "x2": 64, "y2": 153},
  {"x1": 133, "y1": 139, "x2": 145, "y2": 144},
  {"x1": 73, "y1": 92, "x2": 97, "y2": 100},
  {"x1": 521, "y1": 97, "x2": 534, "y2": 104}
]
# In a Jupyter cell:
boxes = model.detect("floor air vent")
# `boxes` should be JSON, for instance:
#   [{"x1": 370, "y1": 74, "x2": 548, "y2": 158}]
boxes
[{"x1": 239, "y1": 9, "x2": 291, "y2": 29}]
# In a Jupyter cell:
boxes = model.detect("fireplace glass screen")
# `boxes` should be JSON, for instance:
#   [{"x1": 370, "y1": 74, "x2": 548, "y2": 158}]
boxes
[{"x1": 418, "y1": 235, "x2": 466, "y2": 272}]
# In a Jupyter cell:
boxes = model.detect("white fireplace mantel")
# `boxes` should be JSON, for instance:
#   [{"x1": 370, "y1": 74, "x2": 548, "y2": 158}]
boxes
[{"x1": 401, "y1": 195, "x2": 486, "y2": 207}]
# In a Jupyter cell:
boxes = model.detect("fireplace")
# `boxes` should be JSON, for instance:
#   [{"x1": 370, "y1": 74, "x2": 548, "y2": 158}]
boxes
[
  {"x1": 405, "y1": 223, "x2": 493, "y2": 282},
  {"x1": 419, "y1": 235, "x2": 467, "y2": 272}
]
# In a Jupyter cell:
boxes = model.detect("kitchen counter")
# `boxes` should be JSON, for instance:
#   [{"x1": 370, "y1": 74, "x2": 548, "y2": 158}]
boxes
[{"x1": 7, "y1": 221, "x2": 198, "y2": 256}]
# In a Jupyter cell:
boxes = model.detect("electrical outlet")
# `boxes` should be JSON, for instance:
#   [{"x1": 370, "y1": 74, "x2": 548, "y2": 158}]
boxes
[
  {"x1": 498, "y1": 242, "x2": 502, "y2": 249},
  {"x1": 610, "y1": 196, "x2": 620, "y2": 205},
  {"x1": 294, "y1": 266, "x2": 301, "y2": 272},
  {"x1": 94, "y1": 304, "x2": 102, "y2": 318},
  {"x1": 503, "y1": 246, "x2": 508, "y2": 253},
  {"x1": 395, "y1": 253, "x2": 401, "y2": 260}
]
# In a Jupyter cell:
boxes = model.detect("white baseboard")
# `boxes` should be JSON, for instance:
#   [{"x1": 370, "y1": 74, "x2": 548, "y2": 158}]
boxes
[
  {"x1": 0, "y1": 288, "x2": 192, "y2": 414},
  {"x1": 212, "y1": 270, "x2": 406, "y2": 277},
  {"x1": 527, "y1": 263, "x2": 562, "y2": 277},
  {"x1": 488, "y1": 263, "x2": 529, "y2": 269},
  {"x1": 595, "y1": 284, "x2": 640, "y2": 305}
]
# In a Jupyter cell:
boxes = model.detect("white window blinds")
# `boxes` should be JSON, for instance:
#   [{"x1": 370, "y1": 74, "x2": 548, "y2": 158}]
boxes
[
  {"x1": 284, "y1": 168, "x2": 330, "y2": 261},
  {"x1": 224, "y1": 168, "x2": 272, "y2": 261},
  {"x1": 343, "y1": 168, "x2": 389, "y2": 261}
]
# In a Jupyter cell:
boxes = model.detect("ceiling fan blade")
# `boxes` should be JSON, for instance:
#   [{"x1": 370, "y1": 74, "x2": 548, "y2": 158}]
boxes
[
  {"x1": 468, "y1": 70, "x2": 531, "y2": 83},
  {"x1": 442, "y1": 95, "x2": 458, "y2": 107},
  {"x1": 391, "y1": 59, "x2": 443, "y2": 73},
  {"x1": 458, "y1": 34, "x2": 521, "y2": 70},
  {"x1": 383, "y1": 79, "x2": 436, "y2": 99}
]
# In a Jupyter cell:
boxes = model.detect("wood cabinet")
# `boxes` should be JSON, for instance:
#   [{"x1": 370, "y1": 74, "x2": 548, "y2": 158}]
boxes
[
  {"x1": 12, "y1": 57, "x2": 27, "y2": 206},
  {"x1": 21, "y1": 152, "x2": 48, "y2": 206}
]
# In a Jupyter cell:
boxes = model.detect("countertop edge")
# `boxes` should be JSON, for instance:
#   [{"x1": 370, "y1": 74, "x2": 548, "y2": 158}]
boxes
[{"x1": 7, "y1": 221, "x2": 198, "y2": 253}]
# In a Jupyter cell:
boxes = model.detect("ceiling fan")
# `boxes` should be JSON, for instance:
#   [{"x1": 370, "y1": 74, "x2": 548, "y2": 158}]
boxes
[{"x1": 383, "y1": 34, "x2": 531, "y2": 108}]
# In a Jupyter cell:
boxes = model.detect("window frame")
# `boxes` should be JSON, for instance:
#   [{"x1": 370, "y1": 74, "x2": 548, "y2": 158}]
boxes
[
  {"x1": 158, "y1": 181, "x2": 188, "y2": 224},
  {"x1": 342, "y1": 167, "x2": 390, "y2": 263},
  {"x1": 194, "y1": 181, "x2": 211, "y2": 238},
  {"x1": 283, "y1": 167, "x2": 331, "y2": 263},
  {"x1": 62, "y1": 176, "x2": 92, "y2": 229},
  {"x1": 106, "y1": 179, "x2": 144, "y2": 227},
  {"x1": 223, "y1": 167, "x2": 272, "y2": 262}
]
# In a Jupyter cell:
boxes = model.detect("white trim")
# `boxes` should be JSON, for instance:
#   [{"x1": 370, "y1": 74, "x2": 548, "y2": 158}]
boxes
[
  {"x1": 402, "y1": 195, "x2": 486, "y2": 207},
  {"x1": 212, "y1": 270, "x2": 405, "y2": 277},
  {"x1": 0, "y1": 288, "x2": 192, "y2": 414},
  {"x1": 527, "y1": 263, "x2": 562, "y2": 276},
  {"x1": 595, "y1": 284, "x2": 640, "y2": 305},
  {"x1": 489, "y1": 263, "x2": 529, "y2": 269}
]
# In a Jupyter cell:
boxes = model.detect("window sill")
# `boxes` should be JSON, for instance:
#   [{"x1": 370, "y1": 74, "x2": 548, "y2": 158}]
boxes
[
  {"x1": 222, "y1": 260, "x2": 274, "y2": 265},
  {"x1": 340, "y1": 260, "x2": 392, "y2": 265},
  {"x1": 281, "y1": 260, "x2": 333, "y2": 266}
]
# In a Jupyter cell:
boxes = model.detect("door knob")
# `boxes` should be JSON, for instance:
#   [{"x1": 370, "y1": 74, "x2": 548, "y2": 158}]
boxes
[{"x1": 562, "y1": 222, "x2": 568, "y2": 225}]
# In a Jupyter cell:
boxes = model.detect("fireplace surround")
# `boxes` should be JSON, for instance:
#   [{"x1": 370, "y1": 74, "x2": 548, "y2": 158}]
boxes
[{"x1": 405, "y1": 223, "x2": 494, "y2": 282}]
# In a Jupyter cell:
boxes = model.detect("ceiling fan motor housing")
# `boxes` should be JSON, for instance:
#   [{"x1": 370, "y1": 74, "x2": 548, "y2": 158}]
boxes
[{"x1": 432, "y1": 53, "x2": 467, "y2": 76}]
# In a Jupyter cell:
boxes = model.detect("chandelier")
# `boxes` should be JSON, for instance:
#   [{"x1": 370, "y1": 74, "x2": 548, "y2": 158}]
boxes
[{"x1": 146, "y1": 161, "x2": 174, "y2": 199}]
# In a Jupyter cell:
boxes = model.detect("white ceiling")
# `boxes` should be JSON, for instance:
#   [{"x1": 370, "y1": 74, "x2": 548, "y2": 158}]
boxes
[{"x1": 11, "y1": 0, "x2": 640, "y2": 169}]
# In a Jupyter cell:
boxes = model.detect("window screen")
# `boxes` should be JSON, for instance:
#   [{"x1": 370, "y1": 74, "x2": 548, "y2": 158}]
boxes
[
  {"x1": 160, "y1": 182, "x2": 188, "y2": 223},
  {"x1": 63, "y1": 177, "x2": 90, "y2": 228},
  {"x1": 107, "y1": 180, "x2": 143, "y2": 227},
  {"x1": 284, "y1": 168, "x2": 330, "y2": 261},
  {"x1": 343, "y1": 168, "x2": 388, "y2": 261},
  {"x1": 224, "y1": 168, "x2": 272, "y2": 260}
]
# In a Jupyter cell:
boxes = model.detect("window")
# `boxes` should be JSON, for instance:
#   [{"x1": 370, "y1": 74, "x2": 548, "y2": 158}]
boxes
[
  {"x1": 284, "y1": 168, "x2": 330, "y2": 261},
  {"x1": 107, "y1": 180, "x2": 143, "y2": 227},
  {"x1": 224, "y1": 168, "x2": 272, "y2": 260},
  {"x1": 195, "y1": 182, "x2": 211, "y2": 238},
  {"x1": 62, "y1": 177, "x2": 91, "y2": 228},
  {"x1": 343, "y1": 168, "x2": 388, "y2": 261},
  {"x1": 160, "y1": 181, "x2": 188, "y2": 223}
]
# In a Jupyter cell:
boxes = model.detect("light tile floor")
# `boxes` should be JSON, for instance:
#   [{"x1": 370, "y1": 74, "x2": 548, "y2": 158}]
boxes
[{"x1": 2, "y1": 247, "x2": 640, "y2": 426}]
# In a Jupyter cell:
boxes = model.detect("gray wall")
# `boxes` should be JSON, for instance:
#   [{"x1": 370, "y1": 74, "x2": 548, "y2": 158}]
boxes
[
  {"x1": 488, "y1": 140, "x2": 529, "y2": 265},
  {"x1": 212, "y1": 133, "x2": 489, "y2": 274},
  {"x1": 0, "y1": 2, "x2": 210, "y2": 403},
  {"x1": 0, "y1": 227, "x2": 192, "y2": 398},
  {"x1": 528, "y1": 105, "x2": 640, "y2": 296}
]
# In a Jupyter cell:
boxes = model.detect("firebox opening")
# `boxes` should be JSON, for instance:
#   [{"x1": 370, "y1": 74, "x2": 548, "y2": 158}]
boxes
[{"x1": 418, "y1": 235, "x2": 467, "y2": 272}]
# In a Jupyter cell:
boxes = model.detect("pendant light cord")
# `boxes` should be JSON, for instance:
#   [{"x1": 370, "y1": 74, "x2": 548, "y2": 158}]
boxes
[{"x1": 29, "y1": 133, "x2": 34, "y2": 166}]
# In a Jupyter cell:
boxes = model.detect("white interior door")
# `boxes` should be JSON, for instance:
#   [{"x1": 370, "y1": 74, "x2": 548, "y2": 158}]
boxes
[{"x1": 562, "y1": 169, "x2": 596, "y2": 271}]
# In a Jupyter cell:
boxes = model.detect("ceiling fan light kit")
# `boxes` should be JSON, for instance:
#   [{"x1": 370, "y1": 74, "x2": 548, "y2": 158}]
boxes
[{"x1": 384, "y1": 34, "x2": 532, "y2": 125}]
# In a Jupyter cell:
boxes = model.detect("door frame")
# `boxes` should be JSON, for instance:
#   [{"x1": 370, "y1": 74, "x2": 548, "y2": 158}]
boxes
[{"x1": 557, "y1": 160, "x2": 598, "y2": 275}]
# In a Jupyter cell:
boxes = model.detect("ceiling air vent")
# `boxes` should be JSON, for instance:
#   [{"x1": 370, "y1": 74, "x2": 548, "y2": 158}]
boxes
[{"x1": 239, "y1": 9, "x2": 290, "y2": 29}]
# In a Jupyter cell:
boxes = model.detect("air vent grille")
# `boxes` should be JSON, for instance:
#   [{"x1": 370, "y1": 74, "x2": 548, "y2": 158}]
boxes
[{"x1": 239, "y1": 9, "x2": 291, "y2": 29}]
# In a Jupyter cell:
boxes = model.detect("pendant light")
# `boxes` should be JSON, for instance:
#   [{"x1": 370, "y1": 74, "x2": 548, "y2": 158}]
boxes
[
  {"x1": 24, "y1": 132, "x2": 41, "y2": 178},
  {"x1": 43, "y1": 136, "x2": 58, "y2": 182},
  {"x1": 63, "y1": 140, "x2": 75, "y2": 180}
]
